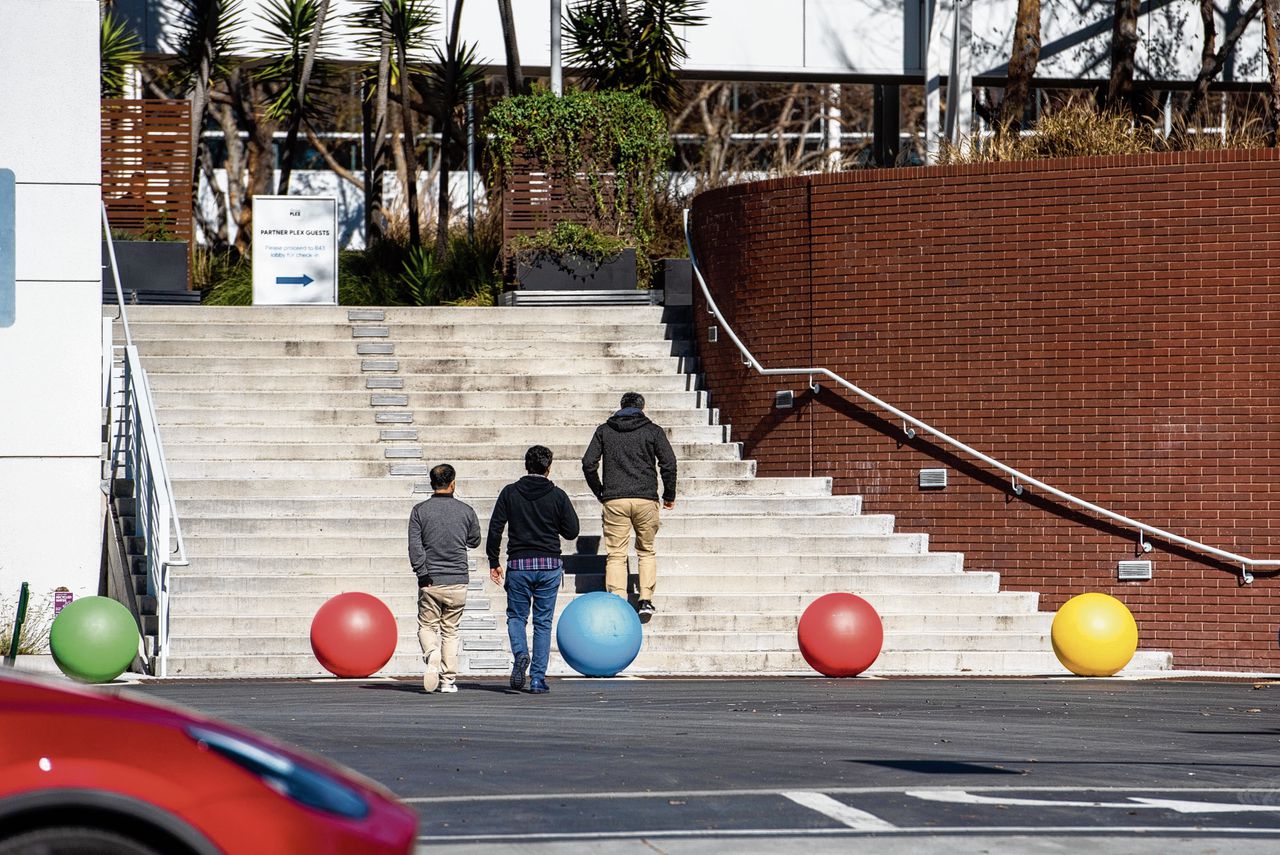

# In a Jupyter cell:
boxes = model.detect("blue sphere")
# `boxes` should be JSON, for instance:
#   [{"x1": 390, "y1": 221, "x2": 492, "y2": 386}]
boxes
[{"x1": 556, "y1": 592, "x2": 643, "y2": 677}]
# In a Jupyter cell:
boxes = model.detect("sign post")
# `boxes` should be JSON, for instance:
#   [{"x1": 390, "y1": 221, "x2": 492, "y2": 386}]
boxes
[{"x1": 251, "y1": 196, "x2": 338, "y2": 305}]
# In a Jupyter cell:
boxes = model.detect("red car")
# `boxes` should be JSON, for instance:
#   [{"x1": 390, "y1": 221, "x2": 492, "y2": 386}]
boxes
[{"x1": 0, "y1": 670, "x2": 417, "y2": 854}]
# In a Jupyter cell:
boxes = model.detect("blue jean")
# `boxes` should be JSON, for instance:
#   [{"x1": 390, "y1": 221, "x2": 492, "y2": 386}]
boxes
[{"x1": 505, "y1": 569, "x2": 562, "y2": 681}]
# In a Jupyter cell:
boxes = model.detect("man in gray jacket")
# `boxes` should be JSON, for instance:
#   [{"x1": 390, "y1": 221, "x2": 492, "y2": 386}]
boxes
[
  {"x1": 582, "y1": 392, "x2": 677, "y2": 622},
  {"x1": 408, "y1": 463, "x2": 481, "y2": 693}
]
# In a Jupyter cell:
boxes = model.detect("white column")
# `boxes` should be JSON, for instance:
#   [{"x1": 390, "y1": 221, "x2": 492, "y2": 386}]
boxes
[
  {"x1": 0, "y1": 0, "x2": 103, "y2": 599},
  {"x1": 550, "y1": 0, "x2": 563, "y2": 95},
  {"x1": 825, "y1": 84, "x2": 843, "y2": 172}
]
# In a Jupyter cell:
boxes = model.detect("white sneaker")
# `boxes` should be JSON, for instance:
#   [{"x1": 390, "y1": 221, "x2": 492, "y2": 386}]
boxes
[
  {"x1": 423, "y1": 649, "x2": 441, "y2": 693},
  {"x1": 438, "y1": 682, "x2": 458, "y2": 694}
]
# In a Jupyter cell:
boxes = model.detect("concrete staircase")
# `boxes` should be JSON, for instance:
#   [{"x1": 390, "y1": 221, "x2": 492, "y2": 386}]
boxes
[{"x1": 110, "y1": 305, "x2": 1172, "y2": 678}]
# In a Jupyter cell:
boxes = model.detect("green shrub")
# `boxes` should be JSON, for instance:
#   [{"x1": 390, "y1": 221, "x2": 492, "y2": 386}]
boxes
[{"x1": 0, "y1": 593, "x2": 52, "y2": 655}]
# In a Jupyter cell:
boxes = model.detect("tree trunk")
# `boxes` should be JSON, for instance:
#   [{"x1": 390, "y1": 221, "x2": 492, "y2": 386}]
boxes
[
  {"x1": 227, "y1": 72, "x2": 281, "y2": 255},
  {"x1": 1264, "y1": 0, "x2": 1280, "y2": 145},
  {"x1": 1182, "y1": 0, "x2": 1261, "y2": 128},
  {"x1": 1106, "y1": 0, "x2": 1141, "y2": 113},
  {"x1": 278, "y1": 0, "x2": 332, "y2": 194},
  {"x1": 394, "y1": 28, "x2": 420, "y2": 248},
  {"x1": 362, "y1": 10, "x2": 392, "y2": 245},
  {"x1": 436, "y1": 0, "x2": 466, "y2": 260},
  {"x1": 497, "y1": 0, "x2": 525, "y2": 95},
  {"x1": 999, "y1": 0, "x2": 1041, "y2": 132}
]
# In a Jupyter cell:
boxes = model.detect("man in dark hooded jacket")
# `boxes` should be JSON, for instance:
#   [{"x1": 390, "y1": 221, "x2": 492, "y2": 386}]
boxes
[
  {"x1": 487, "y1": 445, "x2": 580, "y2": 694},
  {"x1": 581, "y1": 392, "x2": 678, "y2": 622}
]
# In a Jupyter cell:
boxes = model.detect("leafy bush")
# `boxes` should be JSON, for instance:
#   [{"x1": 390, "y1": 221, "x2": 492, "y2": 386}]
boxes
[
  {"x1": 197, "y1": 216, "x2": 501, "y2": 307},
  {"x1": 941, "y1": 98, "x2": 1268, "y2": 165},
  {"x1": 485, "y1": 89, "x2": 672, "y2": 263}
]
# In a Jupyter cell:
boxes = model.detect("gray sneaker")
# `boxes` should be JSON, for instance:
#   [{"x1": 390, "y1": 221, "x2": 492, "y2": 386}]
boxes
[
  {"x1": 510, "y1": 652, "x2": 531, "y2": 690},
  {"x1": 438, "y1": 682, "x2": 458, "y2": 694}
]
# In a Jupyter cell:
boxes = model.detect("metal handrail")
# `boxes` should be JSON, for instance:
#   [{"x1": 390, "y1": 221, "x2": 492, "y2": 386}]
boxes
[
  {"x1": 103, "y1": 204, "x2": 188, "y2": 677},
  {"x1": 683, "y1": 209, "x2": 1274, "y2": 585}
]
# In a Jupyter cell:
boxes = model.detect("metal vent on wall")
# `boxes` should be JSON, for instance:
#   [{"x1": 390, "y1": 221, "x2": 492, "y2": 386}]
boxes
[
  {"x1": 1117, "y1": 560, "x2": 1153, "y2": 581},
  {"x1": 774, "y1": 390, "x2": 794, "y2": 409},
  {"x1": 919, "y1": 468, "x2": 947, "y2": 489},
  {"x1": 708, "y1": 325, "x2": 718, "y2": 343}
]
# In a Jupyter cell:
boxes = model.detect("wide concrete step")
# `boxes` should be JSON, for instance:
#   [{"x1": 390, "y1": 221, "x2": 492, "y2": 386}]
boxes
[
  {"x1": 158, "y1": 424, "x2": 729, "y2": 445},
  {"x1": 116, "y1": 305, "x2": 668, "y2": 325},
  {"x1": 175, "y1": 495, "x2": 864, "y2": 518},
  {"x1": 153, "y1": 390, "x2": 710, "y2": 411},
  {"x1": 140, "y1": 355, "x2": 688, "y2": 375},
  {"x1": 180, "y1": 513, "x2": 894, "y2": 537},
  {"x1": 178, "y1": 531, "x2": 930, "y2": 557},
  {"x1": 156, "y1": 407, "x2": 716, "y2": 427},
  {"x1": 168, "y1": 570, "x2": 992, "y2": 596},
  {"x1": 166, "y1": 459, "x2": 752, "y2": 479},
  {"x1": 163, "y1": 626, "x2": 1047, "y2": 658},
  {"x1": 160, "y1": 646, "x2": 1176, "y2": 678},
  {"x1": 167, "y1": 610, "x2": 1054, "y2": 637},
  {"x1": 126, "y1": 339, "x2": 691, "y2": 359},
  {"x1": 146, "y1": 373, "x2": 699, "y2": 394},
  {"x1": 181, "y1": 552, "x2": 958, "y2": 573},
  {"x1": 166, "y1": 589, "x2": 1020, "y2": 617},
  {"x1": 163, "y1": 441, "x2": 740, "y2": 462},
  {"x1": 171, "y1": 476, "x2": 832, "y2": 498}
]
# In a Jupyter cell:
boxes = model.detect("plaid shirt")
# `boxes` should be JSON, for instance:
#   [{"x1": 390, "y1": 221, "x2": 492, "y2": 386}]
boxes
[{"x1": 506, "y1": 556, "x2": 564, "y2": 572}]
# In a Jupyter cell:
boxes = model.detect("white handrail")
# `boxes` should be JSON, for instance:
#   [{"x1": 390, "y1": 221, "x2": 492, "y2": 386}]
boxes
[
  {"x1": 683, "y1": 209, "x2": 1273, "y2": 585},
  {"x1": 103, "y1": 204, "x2": 188, "y2": 677}
]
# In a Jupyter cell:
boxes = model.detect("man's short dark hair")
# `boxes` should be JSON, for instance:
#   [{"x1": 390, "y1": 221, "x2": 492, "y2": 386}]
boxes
[
  {"x1": 525, "y1": 445, "x2": 553, "y2": 475},
  {"x1": 620, "y1": 391, "x2": 645, "y2": 411},
  {"x1": 430, "y1": 463, "x2": 456, "y2": 491}
]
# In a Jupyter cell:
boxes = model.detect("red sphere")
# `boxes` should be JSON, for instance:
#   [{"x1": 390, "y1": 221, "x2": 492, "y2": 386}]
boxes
[
  {"x1": 310, "y1": 592, "x2": 398, "y2": 678},
  {"x1": 797, "y1": 593, "x2": 884, "y2": 677}
]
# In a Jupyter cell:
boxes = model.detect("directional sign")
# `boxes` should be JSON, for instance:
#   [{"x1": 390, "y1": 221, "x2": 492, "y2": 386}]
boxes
[
  {"x1": 0, "y1": 168, "x2": 14, "y2": 327},
  {"x1": 251, "y1": 195, "x2": 338, "y2": 305}
]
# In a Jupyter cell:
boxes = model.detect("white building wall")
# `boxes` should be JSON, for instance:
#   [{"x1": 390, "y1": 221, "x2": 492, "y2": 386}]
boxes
[
  {"x1": 0, "y1": 0, "x2": 103, "y2": 600},
  {"x1": 128, "y1": 0, "x2": 1271, "y2": 85}
]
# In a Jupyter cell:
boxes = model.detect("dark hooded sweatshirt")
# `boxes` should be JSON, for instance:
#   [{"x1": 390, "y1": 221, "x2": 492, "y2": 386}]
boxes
[
  {"x1": 581, "y1": 408, "x2": 678, "y2": 503},
  {"x1": 486, "y1": 475, "x2": 581, "y2": 569}
]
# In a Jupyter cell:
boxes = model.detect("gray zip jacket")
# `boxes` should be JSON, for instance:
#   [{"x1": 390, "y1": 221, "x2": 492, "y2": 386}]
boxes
[{"x1": 408, "y1": 494, "x2": 481, "y2": 587}]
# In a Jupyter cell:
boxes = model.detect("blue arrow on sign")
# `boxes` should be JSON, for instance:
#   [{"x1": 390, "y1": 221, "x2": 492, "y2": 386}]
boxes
[{"x1": 276, "y1": 274, "x2": 314, "y2": 286}]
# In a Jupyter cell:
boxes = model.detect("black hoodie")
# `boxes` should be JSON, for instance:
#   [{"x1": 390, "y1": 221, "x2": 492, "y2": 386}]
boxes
[
  {"x1": 582, "y1": 408, "x2": 678, "y2": 503},
  {"x1": 486, "y1": 475, "x2": 581, "y2": 569}
]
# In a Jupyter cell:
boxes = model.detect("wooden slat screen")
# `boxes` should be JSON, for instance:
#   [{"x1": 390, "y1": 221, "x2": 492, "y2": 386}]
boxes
[
  {"x1": 500, "y1": 153, "x2": 618, "y2": 263},
  {"x1": 101, "y1": 99, "x2": 193, "y2": 243}
]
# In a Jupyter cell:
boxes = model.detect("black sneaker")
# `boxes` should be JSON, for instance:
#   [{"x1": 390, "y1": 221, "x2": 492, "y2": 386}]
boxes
[
  {"x1": 637, "y1": 600, "x2": 656, "y2": 624},
  {"x1": 510, "y1": 652, "x2": 530, "y2": 690},
  {"x1": 529, "y1": 678, "x2": 550, "y2": 694}
]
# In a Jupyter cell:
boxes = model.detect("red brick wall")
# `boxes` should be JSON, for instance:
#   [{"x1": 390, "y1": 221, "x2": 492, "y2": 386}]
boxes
[{"x1": 690, "y1": 150, "x2": 1280, "y2": 671}]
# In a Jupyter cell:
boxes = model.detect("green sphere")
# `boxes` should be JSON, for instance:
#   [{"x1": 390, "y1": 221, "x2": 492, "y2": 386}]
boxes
[{"x1": 49, "y1": 596, "x2": 140, "y2": 683}]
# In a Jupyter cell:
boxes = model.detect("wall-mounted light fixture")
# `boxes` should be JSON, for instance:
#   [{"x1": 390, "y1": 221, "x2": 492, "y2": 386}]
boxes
[
  {"x1": 774, "y1": 390, "x2": 794, "y2": 409},
  {"x1": 708, "y1": 326, "x2": 718, "y2": 343}
]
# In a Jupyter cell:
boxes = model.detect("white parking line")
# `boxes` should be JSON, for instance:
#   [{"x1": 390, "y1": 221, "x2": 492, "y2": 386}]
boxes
[
  {"x1": 907, "y1": 789, "x2": 1280, "y2": 814},
  {"x1": 780, "y1": 791, "x2": 897, "y2": 830}
]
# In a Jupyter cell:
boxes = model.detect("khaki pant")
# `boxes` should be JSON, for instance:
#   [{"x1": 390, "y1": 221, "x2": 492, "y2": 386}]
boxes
[
  {"x1": 417, "y1": 583, "x2": 468, "y2": 689},
  {"x1": 603, "y1": 498, "x2": 661, "y2": 600}
]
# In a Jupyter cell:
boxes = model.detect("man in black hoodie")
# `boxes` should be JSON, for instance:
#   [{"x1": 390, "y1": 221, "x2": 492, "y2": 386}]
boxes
[
  {"x1": 487, "y1": 445, "x2": 580, "y2": 694},
  {"x1": 581, "y1": 391, "x2": 678, "y2": 622}
]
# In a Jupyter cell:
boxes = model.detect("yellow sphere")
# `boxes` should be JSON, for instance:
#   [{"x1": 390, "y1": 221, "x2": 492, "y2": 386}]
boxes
[{"x1": 1051, "y1": 592, "x2": 1138, "y2": 677}]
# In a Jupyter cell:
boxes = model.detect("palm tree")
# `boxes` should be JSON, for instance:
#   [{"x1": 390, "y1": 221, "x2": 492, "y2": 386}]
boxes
[
  {"x1": 168, "y1": 0, "x2": 242, "y2": 188},
  {"x1": 564, "y1": 0, "x2": 707, "y2": 112},
  {"x1": 262, "y1": 0, "x2": 334, "y2": 194},
  {"x1": 417, "y1": 0, "x2": 484, "y2": 259},
  {"x1": 387, "y1": 0, "x2": 436, "y2": 248},
  {"x1": 100, "y1": 5, "x2": 142, "y2": 98},
  {"x1": 496, "y1": 0, "x2": 526, "y2": 95},
  {"x1": 354, "y1": 0, "x2": 395, "y2": 244}
]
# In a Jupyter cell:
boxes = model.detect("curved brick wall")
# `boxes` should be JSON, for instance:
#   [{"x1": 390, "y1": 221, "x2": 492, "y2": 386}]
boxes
[{"x1": 689, "y1": 149, "x2": 1280, "y2": 671}]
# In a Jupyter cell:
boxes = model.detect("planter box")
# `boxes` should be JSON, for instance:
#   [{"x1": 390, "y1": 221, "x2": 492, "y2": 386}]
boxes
[
  {"x1": 516, "y1": 248, "x2": 637, "y2": 291},
  {"x1": 102, "y1": 240, "x2": 190, "y2": 300},
  {"x1": 659, "y1": 258, "x2": 692, "y2": 306}
]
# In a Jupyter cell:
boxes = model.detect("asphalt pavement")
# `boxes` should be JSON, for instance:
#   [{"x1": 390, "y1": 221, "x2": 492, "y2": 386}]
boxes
[{"x1": 127, "y1": 677, "x2": 1280, "y2": 853}]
